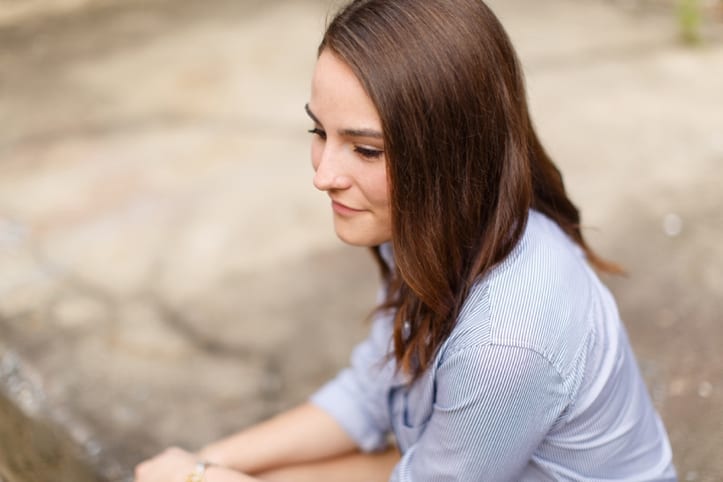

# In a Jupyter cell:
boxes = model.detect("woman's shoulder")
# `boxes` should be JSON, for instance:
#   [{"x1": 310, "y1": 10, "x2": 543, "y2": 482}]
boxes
[{"x1": 442, "y1": 211, "x2": 608, "y2": 375}]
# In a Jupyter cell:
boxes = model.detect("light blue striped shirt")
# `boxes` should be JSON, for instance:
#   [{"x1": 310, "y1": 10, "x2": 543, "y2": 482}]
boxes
[{"x1": 311, "y1": 210, "x2": 676, "y2": 481}]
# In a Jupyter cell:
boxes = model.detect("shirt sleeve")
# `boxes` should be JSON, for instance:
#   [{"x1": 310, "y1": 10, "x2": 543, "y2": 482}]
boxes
[
  {"x1": 309, "y1": 311, "x2": 395, "y2": 452},
  {"x1": 391, "y1": 344, "x2": 570, "y2": 481}
]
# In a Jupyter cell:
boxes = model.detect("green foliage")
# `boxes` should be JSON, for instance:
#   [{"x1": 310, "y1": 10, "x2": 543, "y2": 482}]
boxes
[{"x1": 678, "y1": 0, "x2": 703, "y2": 45}]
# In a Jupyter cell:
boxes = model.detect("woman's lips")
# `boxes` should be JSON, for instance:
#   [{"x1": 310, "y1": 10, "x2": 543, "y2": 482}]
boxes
[{"x1": 331, "y1": 200, "x2": 364, "y2": 216}]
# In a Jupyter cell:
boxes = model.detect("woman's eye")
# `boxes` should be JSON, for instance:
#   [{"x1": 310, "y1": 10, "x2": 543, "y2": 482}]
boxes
[
  {"x1": 354, "y1": 146, "x2": 384, "y2": 160},
  {"x1": 308, "y1": 127, "x2": 326, "y2": 140}
]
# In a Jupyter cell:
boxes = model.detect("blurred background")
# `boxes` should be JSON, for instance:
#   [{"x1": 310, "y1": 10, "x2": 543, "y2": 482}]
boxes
[{"x1": 0, "y1": 0, "x2": 721, "y2": 481}]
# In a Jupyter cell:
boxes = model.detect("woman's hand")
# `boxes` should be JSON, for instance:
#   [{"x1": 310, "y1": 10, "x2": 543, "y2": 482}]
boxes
[
  {"x1": 134, "y1": 447, "x2": 197, "y2": 482},
  {"x1": 135, "y1": 447, "x2": 261, "y2": 482}
]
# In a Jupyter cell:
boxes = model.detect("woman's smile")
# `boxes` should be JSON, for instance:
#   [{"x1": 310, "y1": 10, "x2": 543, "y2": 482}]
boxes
[{"x1": 331, "y1": 199, "x2": 365, "y2": 216}]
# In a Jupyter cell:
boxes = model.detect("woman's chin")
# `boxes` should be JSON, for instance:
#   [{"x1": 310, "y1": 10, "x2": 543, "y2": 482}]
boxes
[{"x1": 334, "y1": 228, "x2": 390, "y2": 248}]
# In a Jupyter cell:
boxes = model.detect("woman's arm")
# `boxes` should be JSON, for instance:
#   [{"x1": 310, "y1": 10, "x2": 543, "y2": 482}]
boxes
[
  {"x1": 258, "y1": 446, "x2": 400, "y2": 482},
  {"x1": 136, "y1": 306, "x2": 394, "y2": 479},
  {"x1": 135, "y1": 404, "x2": 358, "y2": 482},
  {"x1": 200, "y1": 309, "x2": 398, "y2": 474},
  {"x1": 135, "y1": 447, "x2": 260, "y2": 482},
  {"x1": 390, "y1": 344, "x2": 568, "y2": 481},
  {"x1": 198, "y1": 402, "x2": 359, "y2": 475}
]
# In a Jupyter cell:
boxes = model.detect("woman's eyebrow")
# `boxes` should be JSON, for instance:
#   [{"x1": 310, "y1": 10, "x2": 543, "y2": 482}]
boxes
[
  {"x1": 341, "y1": 127, "x2": 383, "y2": 139},
  {"x1": 304, "y1": 103, "x2": 383, "y2": 139},
  {"x1": 304, "y1": 103, "x2": 321, "y2": 125}
]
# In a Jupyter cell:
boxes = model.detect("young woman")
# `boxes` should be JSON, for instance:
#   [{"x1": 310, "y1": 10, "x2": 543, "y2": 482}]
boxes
[{"x1": 135, "y1": 1, "x2": 676, "y2": 480}]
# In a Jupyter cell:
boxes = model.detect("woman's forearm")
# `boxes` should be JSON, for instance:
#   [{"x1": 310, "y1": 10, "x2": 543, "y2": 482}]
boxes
[
  {"x1": 135, "y1": 447, "x2": 261, "y2": 482},
  {"x1": 199, "y1": 402, "x2": 358, "y2": 474}
]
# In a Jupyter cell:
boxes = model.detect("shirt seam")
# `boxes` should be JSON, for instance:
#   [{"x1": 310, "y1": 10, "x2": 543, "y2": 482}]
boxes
[{"x1": 443, "y1": 340, "x2": 569, "y2": 389}]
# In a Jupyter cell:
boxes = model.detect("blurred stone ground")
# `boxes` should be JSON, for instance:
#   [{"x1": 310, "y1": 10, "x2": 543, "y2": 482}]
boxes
[{"x1": 0, "y1": 0, "x2": 721, "y2": 481}]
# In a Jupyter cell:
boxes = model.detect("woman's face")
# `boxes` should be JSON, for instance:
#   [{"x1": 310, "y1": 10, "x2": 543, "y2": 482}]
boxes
[{"x1": 307, "y1": 49, "x2": 391, "y2": 247}]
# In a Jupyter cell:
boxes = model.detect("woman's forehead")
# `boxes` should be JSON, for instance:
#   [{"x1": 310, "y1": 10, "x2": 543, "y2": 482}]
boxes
[{"x1": 310, "y1": 50, "x2": 381, "y2": 128}]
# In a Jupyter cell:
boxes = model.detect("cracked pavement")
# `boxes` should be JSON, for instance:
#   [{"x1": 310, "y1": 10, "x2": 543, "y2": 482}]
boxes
[{"x1": 0, "y1": 0, "x2": 722, "y2": 481}]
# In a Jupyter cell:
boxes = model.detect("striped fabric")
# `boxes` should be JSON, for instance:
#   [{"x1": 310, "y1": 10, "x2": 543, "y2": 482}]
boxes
[{"x1": 311, "y1": 210, "x2": 676, "y2": 481}]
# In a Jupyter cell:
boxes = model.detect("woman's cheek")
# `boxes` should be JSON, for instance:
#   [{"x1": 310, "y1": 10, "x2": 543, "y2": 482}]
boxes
[
  {"x1": 310, "y1": 140, "x2": 323, "y2": 172},
  {"x1": 371, "y1": 164, "x2": 390, "y2": 207}
]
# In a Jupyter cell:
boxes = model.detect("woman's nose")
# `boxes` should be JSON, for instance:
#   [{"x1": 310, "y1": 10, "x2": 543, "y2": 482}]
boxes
[{"x1": 313, "y1": 148, "x2": 351, "y2": 191}]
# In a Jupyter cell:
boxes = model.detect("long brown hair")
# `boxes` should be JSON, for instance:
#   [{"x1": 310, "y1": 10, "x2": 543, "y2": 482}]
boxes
[{"x1": 320, "y1": 0, "x2": 621, "y2": 381}]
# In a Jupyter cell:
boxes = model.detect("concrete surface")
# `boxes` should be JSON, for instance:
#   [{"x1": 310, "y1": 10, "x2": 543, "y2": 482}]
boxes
[{"x1": 0, "y1": 0, "x2": 721, "y2": 481}]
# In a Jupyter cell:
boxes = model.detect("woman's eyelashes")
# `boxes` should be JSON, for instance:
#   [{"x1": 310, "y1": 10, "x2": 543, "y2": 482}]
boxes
[
  {"x1": 308, "y1": 127, "x2": 327, "y2": 140},
  {"x1": 354, "y1": 146, "x2": 384, "y2": 159},
  {"x1": 308, "y1": 127, "x2": 383, "y2": 160}
]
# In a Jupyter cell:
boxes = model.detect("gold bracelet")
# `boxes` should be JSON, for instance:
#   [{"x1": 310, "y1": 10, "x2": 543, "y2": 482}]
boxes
[{"x1": 186, "y1": 461, "x2": 213, "y2": 482}]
